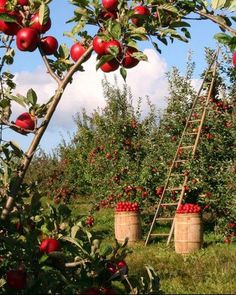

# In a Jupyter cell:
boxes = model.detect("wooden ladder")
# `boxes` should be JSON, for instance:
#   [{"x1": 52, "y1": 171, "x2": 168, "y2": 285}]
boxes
[{"x1": 145, "y1": 51, "x2": 219, "y2": 246}]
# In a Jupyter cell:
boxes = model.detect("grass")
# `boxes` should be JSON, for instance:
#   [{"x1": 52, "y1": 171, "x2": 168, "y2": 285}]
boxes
[{"x1": 69, "y1": 197, "x2": 236, "y2": 294}]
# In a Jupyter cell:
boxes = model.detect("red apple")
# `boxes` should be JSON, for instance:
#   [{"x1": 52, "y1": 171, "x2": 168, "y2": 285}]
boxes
[
  {"x1": 99, "y1": 9, "x2": 117, "y2": 20},
  {"x1": 39, "y1": 238, "x2": 60, "y2": 254},
  {"x1": 122, "y1": 47, "x2": 139, "y2": 68},
  {"x1": 0, "y1": 0, "x2": 6, "y2": 8},
  {"x1": 0, "y1": 11, "x2": 22, "y2": 35},
  {"x1": 131, "y1": 6, "x2": 150, "y2": 26},
  {"x1": 155, "y1": 186, "x2": 164, "y2": 196},
  {"x1": 104, "y1": 39, "x2": 121, "y2": 55},
  {"x1": 17, "y1": 0, "x2": 29, "y2": 5},
  {"x1": 100, "y1": 59, "x2": 119, "y2": 72},
  {"x1": 30, "y1": 13, "x2": 51, "y2": 33},
  {"x1": 102, "y1": 0, "x2": 118, "y2": 12},
  {"x1": 16, "y1": 27, "x2": 40, "y2": 51},
  {"x1": 70, "y1": 42, "x2": 90, "y2": 62},
  {"x1": 93, "y1": 36, "x2": 106, "y2": 55},
  {"x1": 6, "y1": 269, "x2": 27, "y2": 289},
  {"x1": 15, "y1": 112, "x2": 36, "y2": 132},
  {"x1": 40, "y1": 36, "x2": 58, "y2": 55},
  {"x1": 233, "y1": 52, "x2": 236, "y2": 67}
]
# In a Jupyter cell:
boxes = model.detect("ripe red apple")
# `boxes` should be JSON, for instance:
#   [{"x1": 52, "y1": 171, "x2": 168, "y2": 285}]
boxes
[
  {"x1": 155, "y1": 186, "x2": 164, "y2": 196},
  {"x1": 93, "y1": 36, "x2": 106, "y2": 55},
  {"x1": 131, "y1": 6, "x2": 150, "y2": 26},
  {"x1": 40, "y1": 36, "x2": 58, "y2": 55},
  {"x1": 16, "y1": 27, "x2": 40, "y2": 51},
  {"x1": 70, "y1": 42, "x2": 90, "y2": 62},
  {"x1": 15, "y1": 112, "x2": 36, "y2": 132},
  {"x1": 100, "y1": 59, "x2": 119, "y2": 72},
  {"x1": 39, "y1": 238, "x2": 60, "y2": 254},
  {"x1": 104, "y1": 39, "x2": 121, "y2": 55},
  {"x1": 122, "y1": 47, "x2": 139, "y2": 68},
  {"x1": 6, "y1": 269, "x2": 27, "y2": 289},
  {"x1": 0, "y1": 11, "x2": 22, "y2": 35},
  {"x1": 0, "y1": 0, "x2": 6, "y2": 8},
  {"x1": 30, "y1": 13, "x2": 51, "y2": 33},
  {"x1": 99, "y1": 9, "x2": 117, "y2": 20},
  {"x1": 17, "y1": 0, "x2": 29, "y2": 5},
  {"x1": 102, "y1": 0, "x2": 118, "y2": 12},
  {"x1": 233, "y1": 52, "x2": 236, "y2": 67}
]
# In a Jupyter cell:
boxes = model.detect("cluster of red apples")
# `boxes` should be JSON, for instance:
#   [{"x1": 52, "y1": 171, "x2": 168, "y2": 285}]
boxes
[
  {"x1": 85, "y1": 215, "x2": 95, "y2": 227},
  {"x1": 176, "y1": 203, "x2": 201, "y2": 214},
  {"x1": 115, "y1": 201, "x2": 140, "y2": 212},
  {"x1": 0, "y1": 0, "x2": 58, "y2": 55},
  {"x1": 6, "y1": 238, "x2": 60, "y2": 290},
  {"x1": 92, "y1": 0, "x2": 151, "y2": 72}
]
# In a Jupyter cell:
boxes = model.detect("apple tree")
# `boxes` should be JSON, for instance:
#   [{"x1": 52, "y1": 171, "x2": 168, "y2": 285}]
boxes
[{"x1": 0, "y1": 0, "x2": 236, "y2": 293}]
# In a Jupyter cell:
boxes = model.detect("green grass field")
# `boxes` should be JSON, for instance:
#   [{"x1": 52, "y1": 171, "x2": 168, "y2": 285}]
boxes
[{"x1": 69, "y1": 197, "x2": 236, "y2": 294}]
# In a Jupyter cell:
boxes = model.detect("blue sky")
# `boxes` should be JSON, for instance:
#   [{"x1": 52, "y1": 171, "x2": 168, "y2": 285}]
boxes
[{"x1": 5, "y1": 1, "x2": 227, "y2": 154}]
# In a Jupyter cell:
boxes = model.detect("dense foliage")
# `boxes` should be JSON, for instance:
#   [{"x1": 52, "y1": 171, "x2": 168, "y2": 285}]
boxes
[{"x1": 0, "y1": 0, "x2": 235, "y2": 293}]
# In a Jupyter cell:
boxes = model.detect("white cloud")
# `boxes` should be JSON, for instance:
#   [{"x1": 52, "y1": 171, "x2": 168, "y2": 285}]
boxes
[{"x1": 7, "y1": 48, "x2": 169, "y2": 152}]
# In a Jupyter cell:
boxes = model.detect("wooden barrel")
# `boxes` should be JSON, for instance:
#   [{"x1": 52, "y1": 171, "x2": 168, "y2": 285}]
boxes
[
  {"x1": 114, "y1": 211, "x2": 142, "y2": 245},
  {"x1": 174, "y1": 213, "x2": 203, "y2": 254}
]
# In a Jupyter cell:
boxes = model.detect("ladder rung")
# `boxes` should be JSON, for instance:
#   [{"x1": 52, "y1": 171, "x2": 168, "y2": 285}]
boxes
[
  {"x1": 156, "y1": 217, "x2": 174, "y2": 221},
  {"x1": 170, "y1": 173, "x2": 186, "y2": 176},
  {"x1": 185, "y1": 132, "x2": 198, "y2": 135},
  {"x1": 150, "y1": 233, "x2": 169, "y2": 237},
  {"x1": 180, "y1": 145, "x2": 194, "y2": 149},
  {"x1": 166, "y1": 187, "x2": 182, "y2": 191},
  {"x1": 161, "y1": 203, "x2": 178, "y2": 206},
  {"x1": 188, "y1": 119, "x2": 201, "y2": 123}
]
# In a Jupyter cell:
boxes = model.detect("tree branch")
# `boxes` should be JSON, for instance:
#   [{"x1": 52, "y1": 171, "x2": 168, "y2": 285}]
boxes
[
  {"x1": 195, "y1": 10, "x2": 236, "y2": 36},
  {"x1": 38, "y1": 46, "x2": 62, "y2": 85},
  {"x1": 1, "y1": 44, "x2": 94, "y2": 220}
]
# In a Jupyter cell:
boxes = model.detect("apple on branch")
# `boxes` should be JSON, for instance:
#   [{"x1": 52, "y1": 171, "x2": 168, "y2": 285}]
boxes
[
  {"x1": 70, "y1": 42, "x2": 90, "y2": 62},
  {"x1": 40, "y1": 36, "x2": 58, "y2": 55},
  {"x1": 14, "y1": 112, "x2": 36, "y2": 134},
  {"x1": 30, "y1": 12, "x2": 51, "y2": 34},
  {"x1": 131, "y1": 5, "x2": 151, "y2": 27},
  {"x1": 16, "y1": 28, "x2": 40, "y2": 52}
]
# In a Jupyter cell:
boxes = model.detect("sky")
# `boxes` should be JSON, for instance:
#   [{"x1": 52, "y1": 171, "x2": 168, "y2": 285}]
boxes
[{"x1": 2, "y1": 0, "x2": 227, "y2": 154}]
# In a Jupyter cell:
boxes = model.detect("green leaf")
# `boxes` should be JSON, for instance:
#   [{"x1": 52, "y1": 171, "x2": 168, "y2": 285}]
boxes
[
  {"x1": 27, "y1": 88, "x2": 37, "y2": 106},
  {"x1": 132, "y1": 51, "x2": 148, "y2": 62},
  {"x1": 170, "y1": 21, "x2": 191, "y2": 28},
  {"x1": 214, "y1": 32, "x2": 232, "y2": 44},
  {"x1": 211, "y1": 0, "x2": 227, "y2": 9},
  {"x1": 71, "y1": 225, "x2": 80, "y2": 239},
  {"x1": 39, "y1": 254, "x2": 49, "y2": 264},
  {"x1": 159, "y1": 3, "x2": 179, "y2": 14},
  {"x1": 120, "y1": 67, "x2": 127, "y2": 82},
  {"x1": 60, "y1": 236, "x2": 89, "y2": 256},
  {"x1": 9, "y1": 141, "x2": 23, "y2": 157},
  {"x1": 7, "y1": 94, "x2": 26, "y2": 107},
  {"x1": 100, "y1": 245, "x2": 113, "y2": 257},
  {"x1": 0, "y1": 13, "x2": 17, "y2": 22},
  {"x1": 58, "y1": 44, "x2": 70, "y2": 59},
  {"x1": 152, "y1": 41, "x2": 162, "y2": 54},
  {"x1": 38, "y1": 3, "x2": 50, "y2": 25},
  {"x1": 110, "y1": 22, "x2": 122, "y2": 40},
  {"x1": 96, "y1": 55, "x2": 114, "y2": 71}
]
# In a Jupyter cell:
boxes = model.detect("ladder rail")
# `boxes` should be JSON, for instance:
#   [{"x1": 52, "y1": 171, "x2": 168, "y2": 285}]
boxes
[{"x1": 145, "y1": 49, "x2": 220, "y2": 246}]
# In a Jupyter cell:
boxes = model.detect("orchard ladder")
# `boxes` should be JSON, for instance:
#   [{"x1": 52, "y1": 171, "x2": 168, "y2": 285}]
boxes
[{"x1": 145, "y1": 50, "x2": 219, "y2": 246}]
